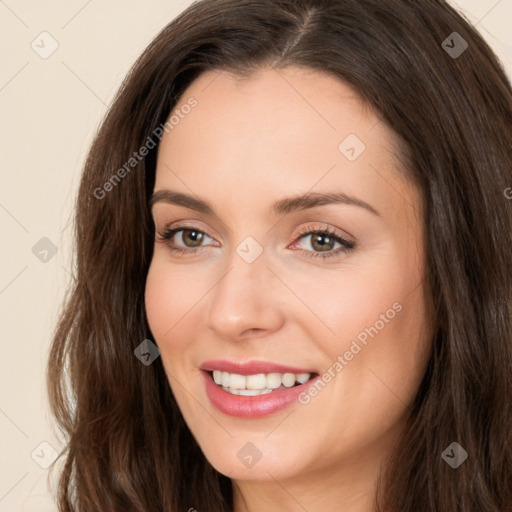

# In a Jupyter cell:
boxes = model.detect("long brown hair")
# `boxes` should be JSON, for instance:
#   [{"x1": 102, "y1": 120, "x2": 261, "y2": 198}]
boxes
[{"x1": 47, "y1": 0, "x2": 512, "y2": 510}]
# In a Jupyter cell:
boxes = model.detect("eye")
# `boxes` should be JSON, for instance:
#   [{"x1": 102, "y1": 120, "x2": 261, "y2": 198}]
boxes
[
  {"x1": 156, "y1": 226, "x2": 216, "y2": 255},
  {"x1": 291, "y1": 225, "x2": 355, "y2": 260},
  {"x1": 155, "y1": 223, "x2": 356, "y2": 260}
]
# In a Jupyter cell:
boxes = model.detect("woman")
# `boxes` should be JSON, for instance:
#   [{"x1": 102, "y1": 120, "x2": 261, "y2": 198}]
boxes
[{"x1": 47, "y1": 0, "x2": 512, "y2": 510}]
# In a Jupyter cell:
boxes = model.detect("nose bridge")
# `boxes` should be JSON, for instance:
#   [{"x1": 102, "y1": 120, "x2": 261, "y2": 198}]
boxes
[{"x1": 206, "y1": 241, "x2": 283, "y2": 339}]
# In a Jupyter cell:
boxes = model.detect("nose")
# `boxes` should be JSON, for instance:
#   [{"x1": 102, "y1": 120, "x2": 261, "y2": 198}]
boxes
[{"x1": 206, "y1": 249, "x2": 285, "y2": 341}]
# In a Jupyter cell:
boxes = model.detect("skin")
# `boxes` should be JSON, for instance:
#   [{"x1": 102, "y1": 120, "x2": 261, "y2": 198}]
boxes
[{"x1": 145, "y1": 66, "x2": 434, "y2": 512}]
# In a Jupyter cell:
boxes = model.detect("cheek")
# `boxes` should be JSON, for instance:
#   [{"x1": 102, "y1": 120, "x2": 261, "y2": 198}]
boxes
[
  {"x1": 144, "y1": 259, "x2": 202, "y2": 340},
  {"x1": 324, "y1": 260, "x2": 431, "y2": 411},
  {"x1": 144, "y1": 260, "x2": 213, "y2": 433},
  {"x1": 144, "y1": 262, "x2": 192, "y2": 358},
  {"x1": 144, "y1": 262, "x2": 171, "y2": 338},
  {"x1": 144, "y1": 259, "x2": 217, "y2": 387},
  {"x1": 302, "y1": 246, "x2": 430, "y2": 384},
  {"x1": 289, "y1": 255, "x2": 414, "y2": 347},
  {"x1": 144, "y1": 261, "x2": 197, "y2": 395}
]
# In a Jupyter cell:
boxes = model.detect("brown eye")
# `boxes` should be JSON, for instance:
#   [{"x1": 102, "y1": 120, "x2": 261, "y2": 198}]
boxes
[
  {"x1": 292, "y1": 227, "x2": 356, "y2": 260},
  {"x1": 309, "y1": 233, "x2": 336, "y2": 252},
  {"x1": 178, "y1": 229, "x2": 205, "y2": 247},
  {"x1": 156, "y1": 226, "x2": 215, "y2": 255}
]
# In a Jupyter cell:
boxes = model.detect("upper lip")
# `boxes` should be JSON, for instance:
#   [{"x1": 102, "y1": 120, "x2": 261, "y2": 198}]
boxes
[{"x1": 200, "y1": 360, "x2": 318, "y2": 375}]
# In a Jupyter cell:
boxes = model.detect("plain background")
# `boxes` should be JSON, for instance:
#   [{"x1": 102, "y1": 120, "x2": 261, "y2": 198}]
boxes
[{"x1": 0, "y1": 1, "x2": 511, "y2": 510}]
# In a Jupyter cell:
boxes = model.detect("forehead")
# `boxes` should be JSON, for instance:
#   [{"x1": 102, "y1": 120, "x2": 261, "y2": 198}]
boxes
[{"x1": 154, "y1": 66, "x2": 419, "y2": 224}]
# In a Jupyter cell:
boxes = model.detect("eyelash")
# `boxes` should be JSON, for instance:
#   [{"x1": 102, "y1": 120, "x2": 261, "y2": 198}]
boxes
[{"x1": 156, "y1": 224, "x2": 355, "y2": 260}]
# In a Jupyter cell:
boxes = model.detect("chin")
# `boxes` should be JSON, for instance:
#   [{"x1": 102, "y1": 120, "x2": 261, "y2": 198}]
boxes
[{"x1": 196, "y1": 435, "x2": 309, "y2": 482}]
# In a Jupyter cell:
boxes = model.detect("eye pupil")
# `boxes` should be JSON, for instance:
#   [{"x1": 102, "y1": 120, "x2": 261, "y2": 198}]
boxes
[
  {"x1": 311, "y1": 233, "x2": 334, "y2": 252},
  {"x1": 183, "y1": 229, "x2": 203, "y2": 247}
]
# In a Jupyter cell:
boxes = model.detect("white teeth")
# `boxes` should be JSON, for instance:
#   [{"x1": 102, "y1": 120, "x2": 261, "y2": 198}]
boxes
[
  {"x1": 213, "y1": 370, "x2": 222, "y2": 385},
  {"x1": 211, "y1": 370, "x2": 313, "y2": 392},
  {"x1": 222, "y1": 387, "x2": 273, "y2": 396},
  {"x1": 296, "y1": 373, "x2": 310, "y2": 384},
  {"x1": 246, "y1": 374, "x2": 267, "y2": 390},
  {"x1": 238, "y1": 388, "x2": 267, "y2": 396},
  {"x1": 229, "y1": 373, "x2": 246, "y2": 389},
  {"x1": 282, "y1": 373, "x2": 296, "y2": 387},
  {"x1": 266, "y1": 373, "x2": 282, "y2": 389}
]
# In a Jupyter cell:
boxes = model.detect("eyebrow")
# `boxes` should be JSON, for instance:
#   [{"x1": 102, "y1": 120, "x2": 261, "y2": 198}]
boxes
[{"x1": 149, "y1": 189, "x2": 381, "y2": 217}]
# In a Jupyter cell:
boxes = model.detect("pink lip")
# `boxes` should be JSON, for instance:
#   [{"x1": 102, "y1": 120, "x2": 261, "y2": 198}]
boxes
[
  {"x1": 200, "y1": 361, "x2": 319, "y2": 418},
  {"x1": 200, "y1": 359, "x2": 317, "y2": 375}
]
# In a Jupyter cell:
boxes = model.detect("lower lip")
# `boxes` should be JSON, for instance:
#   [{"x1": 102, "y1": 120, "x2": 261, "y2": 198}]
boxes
[{"x1": 202, "y1": 371, "x2": 318, "y2": 418}]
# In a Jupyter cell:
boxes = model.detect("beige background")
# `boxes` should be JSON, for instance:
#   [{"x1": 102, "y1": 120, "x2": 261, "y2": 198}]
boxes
[{"x1": 0, "y1": 1, "x2": 511, "y2": 509}]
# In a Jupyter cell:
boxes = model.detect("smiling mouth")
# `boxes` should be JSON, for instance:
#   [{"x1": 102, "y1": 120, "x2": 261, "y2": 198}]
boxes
[{"x1": 207, "y1": 370, "x2": 318, "y2": 396}]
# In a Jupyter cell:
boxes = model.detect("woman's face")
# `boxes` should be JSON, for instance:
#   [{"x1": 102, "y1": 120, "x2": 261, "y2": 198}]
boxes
[{"x1": 145, "y1": 66, "x2": 433, "y2": 486}]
